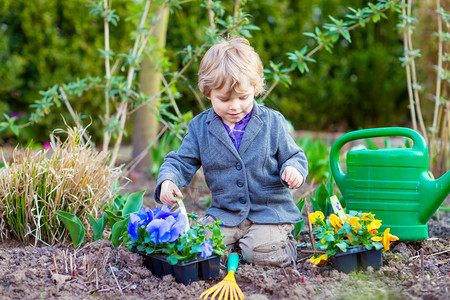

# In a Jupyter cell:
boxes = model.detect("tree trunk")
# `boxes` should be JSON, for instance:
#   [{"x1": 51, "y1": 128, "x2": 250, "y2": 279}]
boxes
[{"x1": 131, "y1": 5, "x2": 169, "y2": 172}]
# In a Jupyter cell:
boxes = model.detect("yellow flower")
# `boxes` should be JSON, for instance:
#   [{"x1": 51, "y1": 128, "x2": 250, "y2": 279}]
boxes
[
  {"x1": 367, "y1": 220, "x2": 382, "y2": 235},
  {"x1": 361, "y1": 213, "x2": 375, "y2": 221},
  {"x1": 372, "y1": 236, "x2": 382, "y2": 242},
  {"x1": 348, "y1": 217, "x2": 361, "y2": 228},
  {"x1": 309, "y1": 254, "x2": 328, "y2": 265},
  {"x1": 308, "y1": 211, "x2": 325, "y2": 225},
  {"x1": 329, "y1": 214, "x2": 343, "y2": 233},
  {"x1": 381, "y1": 228, "x2": 399, "y2": 250},
  {"x1": 346, "y1": 217, "x2": 361, "y2": 233}
]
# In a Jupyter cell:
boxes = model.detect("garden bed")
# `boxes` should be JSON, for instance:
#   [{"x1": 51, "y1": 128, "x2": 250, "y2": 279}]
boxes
[{"x1": 0, "y1": 171, "x2": 449, "y2": 299}]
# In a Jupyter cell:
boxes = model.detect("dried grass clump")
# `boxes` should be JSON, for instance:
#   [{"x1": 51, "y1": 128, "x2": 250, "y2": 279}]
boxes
[
  {"x1": 0, "y1": 128, "x2": 122, "y2": 245},
  {"x1": 0, "y1": 145, "x2": 14, "y2": 166}
]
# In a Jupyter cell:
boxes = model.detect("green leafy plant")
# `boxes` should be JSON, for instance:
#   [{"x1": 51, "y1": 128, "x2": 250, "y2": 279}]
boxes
[
  {"x1": 309, "y1": 175, "x2": 345, "y2": 218},
  {"x1": 308, "y1": 210, "x2": 399, "y2": 265},
  {"x1": 259, "y1": 0, "x2": 400, "y2": 105},
  {"x1": 54, "y1": 211, "x2": 86, "y2": 247},
  {"x1": 0, "y1": 127, "x2": 120, "y2": 245},
  {"x1": 123, "y1": 206, "x2": 226, "y2": 265},
  {"x1": 293, "y1": 198, "x2": 306, "y2": 240},
  {"x1": 57, "y1": 190, "x2": 145, "y2": 247}
]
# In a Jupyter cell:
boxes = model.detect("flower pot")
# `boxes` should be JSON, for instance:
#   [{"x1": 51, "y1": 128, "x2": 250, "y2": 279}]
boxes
[
  {"x1": 172, "y1": 259, "x2": 199, "y2": 285},
  {"x1": 136, "y1": 251, "x2": 221, "y2": 284},
  {"x1": 334, "y1": 247, "x2": 360, "y2": 274},
  {"x1": 359, "y1": 249, "x2": 382, "y2": 270},
  {"x1": 148, "y1": 254, "x2": 175, "y2": 278},
  {"x1": 334, "y1": 247, "x2": 383, "y2": 273},
  {"x1": 198, "y1": 255, "x2": 221, "y2": 279},
  {"x1": 142, "y1": 255, "x2": 164, "y2": 277}
]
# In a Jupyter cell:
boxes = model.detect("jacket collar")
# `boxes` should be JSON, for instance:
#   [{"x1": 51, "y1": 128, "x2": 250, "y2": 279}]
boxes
[{"x1": 206, "y1": 101, "x2": 263, "y2": 156}]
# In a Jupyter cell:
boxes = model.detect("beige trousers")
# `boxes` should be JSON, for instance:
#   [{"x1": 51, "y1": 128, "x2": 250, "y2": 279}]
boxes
[{"x1": 203, "y1": 217, "x2": 297, "y2": 267}]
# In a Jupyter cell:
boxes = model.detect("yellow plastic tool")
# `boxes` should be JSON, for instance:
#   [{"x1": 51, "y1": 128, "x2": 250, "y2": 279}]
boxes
[{"x1": 199, "y1": 253, "x2": 245, "y2": 300}]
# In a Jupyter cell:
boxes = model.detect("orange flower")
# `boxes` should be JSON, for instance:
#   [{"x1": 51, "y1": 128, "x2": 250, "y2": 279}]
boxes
[
  {"x1": 361, "y1": 213, "x2": 375, "y2": 221},
  {"x1": 329, "y1": 214, "x2": 343, "y2": 233},
  {"x1": 381, "y1": 228, "x2": 399, "y2": 250},
  {"x1": 367, "y1": 220, "x2": 382, "y2": 235},
  {"x1": 309, "y1": 254, "x2": 328, "y2": 265},
  {"x1": 347, "y1": 217, "x2": 361, "y2": 232},
  {"x1": 308, "y1": 211, "x2": 325, "y2": 225}
]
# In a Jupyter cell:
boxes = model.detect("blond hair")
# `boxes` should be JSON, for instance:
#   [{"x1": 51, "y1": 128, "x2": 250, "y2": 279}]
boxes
[{"x1": 198, "y1": 37, "x2": 265, "y2": 98}]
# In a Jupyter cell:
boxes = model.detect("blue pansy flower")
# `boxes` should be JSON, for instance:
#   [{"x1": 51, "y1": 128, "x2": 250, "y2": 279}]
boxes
[
  {"x1": 165, "y1": 213, "x2": 187, "y2": 242},
  {"x1": 146, "y1": 219, "x2": 170, "y2": 244},
  {"x1": 153, "y1": 206, "x2": 180, "y2": 220},
  {"x1": 200, "y1": 240, "x2": 213, "y2": 258},
  {"x1": 136, "y1": 207, "x2": 154, "y2": 225},
  {"x1": 158, "y1": 215, "x2": 178, "y2": 243},
  {"x1": 145, "y1": 213, "x2": 187, "y2": 244},
  {"x1": 128, "y1": 207, "x2": 156, "y2": 242},
  {"x1": 128, "y1": 213, "x2": 143, "y2": 242}
]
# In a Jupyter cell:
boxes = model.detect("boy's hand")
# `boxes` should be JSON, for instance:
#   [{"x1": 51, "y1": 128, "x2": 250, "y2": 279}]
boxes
[
  {"x1": 281, "y1": 166, "x2": 304, "y2": 189},
  {"x1": 160, "y1": 180, "x2": 183, "y2": 206}
]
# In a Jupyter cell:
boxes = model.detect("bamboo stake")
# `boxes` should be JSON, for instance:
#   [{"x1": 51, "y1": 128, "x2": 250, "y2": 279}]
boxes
[
  {"x1": 431, "y1": 0, "x2": 443, "y2": 135},
  {"x1": 401, "y1": 0, "x2": 418, "y2": 131},
  {"x1": 207, "y1": 0, "x2": 215, "y2": 31},
  {"x1": 102, "y1": 0, "x2": 112, "y2": 151},
  {"x1": 420, "y1": 248, "x2": 424, "y2": 277},
  {"x1": 406, "y1": 0, "x2": 427, "y2": 139},
  {"x1": 307, "y1": 204, "x2": 316, "y2": 253}
]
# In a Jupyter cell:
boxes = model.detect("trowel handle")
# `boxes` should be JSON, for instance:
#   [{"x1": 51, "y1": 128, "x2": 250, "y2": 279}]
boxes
[
  {"x1": 329, "y1": 127, "x2": 427, "y2": 187},
  {"x1": 227, "y1": 253, "x2": 239, "y2": 273}
]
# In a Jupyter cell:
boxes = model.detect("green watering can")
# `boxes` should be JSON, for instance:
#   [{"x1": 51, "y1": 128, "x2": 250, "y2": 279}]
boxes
[{"x1": 330, "y1": 127, "x2": 450, "y2": 241}]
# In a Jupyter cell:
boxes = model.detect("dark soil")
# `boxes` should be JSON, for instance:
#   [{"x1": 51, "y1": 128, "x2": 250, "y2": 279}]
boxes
[{"x1": 0, "y1": 171, "x2": 449, "y2": 300}]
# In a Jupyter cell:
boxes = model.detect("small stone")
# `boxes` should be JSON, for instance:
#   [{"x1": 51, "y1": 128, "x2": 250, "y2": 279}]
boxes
[{"x1": 247, "y1": 294, "x2": 269, "y2": 300}]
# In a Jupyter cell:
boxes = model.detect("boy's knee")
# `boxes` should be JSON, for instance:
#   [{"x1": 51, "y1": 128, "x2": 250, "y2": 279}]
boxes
[{"x1": 242, "y1": 239, "x2": 297, "y2": 267}]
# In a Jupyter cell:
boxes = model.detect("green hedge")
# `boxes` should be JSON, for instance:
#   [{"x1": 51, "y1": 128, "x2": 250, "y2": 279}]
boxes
[
  {"x1": 0, "y1": 0, "x2": 132, "y2": 144},
  {"x1": 167, "y1": 0, "x2": 408, "y2": 131}
]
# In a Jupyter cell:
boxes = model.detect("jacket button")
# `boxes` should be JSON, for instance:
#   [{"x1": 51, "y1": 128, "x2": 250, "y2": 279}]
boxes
[
  {"x1": 236, "y1": 163, "x2": 242, "y2": 170},
  {"x1": 237, "y1": 180, "x2": 244, "y2": 187},
  {"x1": 239, "y1": 197, "x2": 246, "y2": 204}
]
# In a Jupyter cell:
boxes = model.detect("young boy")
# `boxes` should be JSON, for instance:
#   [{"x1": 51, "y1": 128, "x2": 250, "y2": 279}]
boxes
[{"x1": 154, "y1": 37, "x2": 308, "y2": 267}]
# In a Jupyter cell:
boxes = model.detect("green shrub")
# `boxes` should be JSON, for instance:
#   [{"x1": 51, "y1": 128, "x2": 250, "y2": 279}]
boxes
[
  {"x1": 0, "y1": 128, "x2": 121, "y2": 245},
  {"x1": 0, "y1": 0, "x2": 132, "y2": 143},
  {"x1": 167, "y1": 0, "x2": 407, "y2": 131}
]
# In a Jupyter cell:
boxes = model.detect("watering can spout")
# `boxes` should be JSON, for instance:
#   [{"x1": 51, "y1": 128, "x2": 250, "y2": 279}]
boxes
[{"x1": 418, "y1": 170, "x2": 450, "y2": 224}]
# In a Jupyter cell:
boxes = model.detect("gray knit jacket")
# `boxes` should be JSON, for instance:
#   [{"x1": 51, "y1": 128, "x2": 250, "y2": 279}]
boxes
[{"x1": 154, "y1": 102, "x2": 308, "y2": 227}]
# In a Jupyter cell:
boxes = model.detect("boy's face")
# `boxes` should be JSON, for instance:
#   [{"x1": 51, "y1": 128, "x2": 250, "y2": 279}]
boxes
[{"x1": 208, "y1": 80, "x2": 255, "y2": 129}]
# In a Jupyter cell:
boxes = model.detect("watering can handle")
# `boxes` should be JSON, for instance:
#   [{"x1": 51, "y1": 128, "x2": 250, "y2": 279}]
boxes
[{"x1": 329, "y1": 127, "x2": 427, "y2": 188}]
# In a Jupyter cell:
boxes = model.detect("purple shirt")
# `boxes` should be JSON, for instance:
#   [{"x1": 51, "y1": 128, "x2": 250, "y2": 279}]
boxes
[{"x1": 221, "y1": 110, "x2": 253, "y2": 151}]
